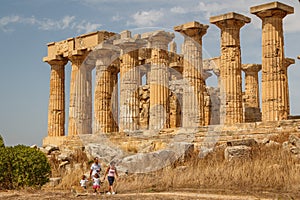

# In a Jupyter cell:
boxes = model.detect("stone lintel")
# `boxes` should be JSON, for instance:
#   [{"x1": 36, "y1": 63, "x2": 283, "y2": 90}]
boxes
[
  {"x1": 242, "y1": 64, "x2": 262, "y2": 72},
  {"x1": 250, "y1": 1, "x2": 294, "y2": 15},
  {"x1": 210, "y1": 12, "x2": 251, "y2": 24}
]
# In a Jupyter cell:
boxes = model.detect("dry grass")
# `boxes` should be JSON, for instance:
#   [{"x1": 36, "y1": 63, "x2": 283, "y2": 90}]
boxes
[
  {"x1": 115, "y1": 144, "x2": 300, "y2": 194},
  {"x1": 51, "y1": 133, "x2": 300, "y2": 195}
]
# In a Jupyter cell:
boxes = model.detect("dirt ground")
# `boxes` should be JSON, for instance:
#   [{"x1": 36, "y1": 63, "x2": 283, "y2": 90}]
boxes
[{"x1": 0, "y1": 189, "x2": 299, "y2": 200}]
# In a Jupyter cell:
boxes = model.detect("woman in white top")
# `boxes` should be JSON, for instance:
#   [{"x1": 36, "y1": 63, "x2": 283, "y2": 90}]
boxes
[{"x1": 103, "y1": 162, "x2": 118, "y2": 195}]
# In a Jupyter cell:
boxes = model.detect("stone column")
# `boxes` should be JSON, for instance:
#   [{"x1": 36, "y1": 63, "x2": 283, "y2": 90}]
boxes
[
  {"x1": 142, "y1": 31, "x2": 174, "y2": 130},
  {"x1": 46, "y1": 59, "x2": 68, "y2": 137},
  {"x1": 110, "y1": 63, "x2": 119, "y2": 132},
  {"x1": 251, "y1": 2, "x2": 294, "y2": 121},
  {"x1": 68, "y1": 52, "x2": 93, "y2": 136},
  {"x1": 203, "y1": 71, "x2": 212, "y2": 126},
  {"x1": 210, "y1": 13, "x2": 250, "y2": 125},
  {"x1": 114, "y1": 31, "x2": 146, "y2": 132},
  {"x1": 242, "y1": 64, "x2": 262, "y2": 122},
  {"x1": 174, "y1": 21, "x2": 208, "y2": 128},
  {"x1": 284, "y1": 58, "x2": 295, "y2": 116}
]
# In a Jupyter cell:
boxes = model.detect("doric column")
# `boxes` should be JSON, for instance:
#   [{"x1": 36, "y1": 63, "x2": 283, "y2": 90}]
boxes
[
  {"x1": 46, "y1": 59, "x2": 68, "y2": 137},
  {"x1": 210, "y1": 13, "x2": 250, "y2": 125},
  {"x1": 203, "y1": 71, "x2": 212, "y2": 126},
  {"x1": 114, "y1": 30, "x2": 146, "y2": 132},
  {"x1": 284, "y1": 58, "x2": 295, "y2": 116},
  {"x1": 68, "y1": 52, "x2": 93, "y2": 136},
  {"x1": 110, "y1": 63, "x2": 119, "y2": 132},
  {"x1": 174, "y1": 21, "x2": 208, "y2": 128},
  {"x1": 242, "y1": 64, "x2": 262, "y2": 122},
  {"x1": 142, "y1": 31, "x2": 174, "y2": 130},
  {"x1": 251, "y1": 2, "x2": 294, "y2": 121},
  {"x1": 94, "y1": 46, "x2": 120, "y2": 133}
]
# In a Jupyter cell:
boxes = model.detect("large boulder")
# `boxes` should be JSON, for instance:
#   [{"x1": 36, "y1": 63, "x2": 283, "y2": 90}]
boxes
[
  {"x1": 117, "y1": 149, "x2": 177, "y2": 173},
  {"x1": 168, "y1": 142, "x2": 194, "y2": 162},
  {"x1": 117, "y1": 142, "x2": 194, "y2": 173},
  {"x1": 84, "y1": 143, "x2": 124, "y2": 163}
]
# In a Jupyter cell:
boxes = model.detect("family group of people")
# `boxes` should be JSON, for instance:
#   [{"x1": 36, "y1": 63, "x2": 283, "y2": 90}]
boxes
[{"x1": 80, "y1": 157, "x2": 118, "y2": 195}]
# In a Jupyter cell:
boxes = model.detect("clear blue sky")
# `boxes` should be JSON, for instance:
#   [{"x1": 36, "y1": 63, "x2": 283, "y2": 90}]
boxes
[{"x1": 0, "y1": 0, "x2": 299, "y2": 146}]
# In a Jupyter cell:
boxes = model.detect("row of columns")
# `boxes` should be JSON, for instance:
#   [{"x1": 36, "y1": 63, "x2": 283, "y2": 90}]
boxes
[{"x1": 45, "y1": 1, "x2": 295, "y2": 138}]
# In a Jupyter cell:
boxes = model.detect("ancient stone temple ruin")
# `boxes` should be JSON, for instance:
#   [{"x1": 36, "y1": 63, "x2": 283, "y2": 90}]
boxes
[{"x1": 43, "y1": 1, "x2": 298, "y2": 146}]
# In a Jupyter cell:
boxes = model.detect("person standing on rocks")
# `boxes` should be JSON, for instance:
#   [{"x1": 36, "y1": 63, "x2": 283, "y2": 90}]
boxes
[
  {"x1": 103, "y1": 161, "x2": 118, "y2": 195},
  {"x1": 90, "y1": 157, "x2": 101, "y2": 180}
]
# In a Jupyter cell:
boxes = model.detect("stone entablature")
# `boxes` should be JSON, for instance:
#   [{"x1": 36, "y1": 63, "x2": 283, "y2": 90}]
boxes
[{"x1": 43, "y1": 1, "x2": 296, "y2": 146}]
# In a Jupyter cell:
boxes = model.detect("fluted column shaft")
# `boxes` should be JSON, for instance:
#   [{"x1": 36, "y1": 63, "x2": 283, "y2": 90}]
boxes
[
  {"x1": 47, "y1": 59, "x2": 67, "y2": 137},
  {"x1": 251, "y1": 2, "x2": 294, "y2": 121},
  {"x1": 94, "y1": 60, "x2": 114, "y2": 133},
  {"x1": 119, "y1": 50, "x2": 140, "y2": 131},
  {"x1": 174, "y1": 22, "x2": 208, "y2": 128},
  {"x1": 242, "y1": 65, "x2": 261, "y2": 108},
  {"x1": 68, "y1": 53, "x2": 92, "y2": 136},
  {"x1": 210, "y1": 13, "x2": 250, "y2": 125},
  {"x1": 142, "y1": 31, "x2": 174, "y2": 130},
  {"x1": 242, "y1": 64, "x2": 261, "y2": 122}
]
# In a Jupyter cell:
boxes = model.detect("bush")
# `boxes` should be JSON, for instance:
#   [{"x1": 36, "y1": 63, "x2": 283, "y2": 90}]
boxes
[
  {"x1": 0, "y1": 134, "x2": 4, "y2": 148},
  {"x1": 0, "y1": 145, "x2": 51, "y2": 189}
]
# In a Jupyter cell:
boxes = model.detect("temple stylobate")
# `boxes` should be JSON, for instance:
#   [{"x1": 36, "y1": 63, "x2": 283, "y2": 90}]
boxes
[{"x1": 43, "y1": 1, "x2": 295, "y2": 146}]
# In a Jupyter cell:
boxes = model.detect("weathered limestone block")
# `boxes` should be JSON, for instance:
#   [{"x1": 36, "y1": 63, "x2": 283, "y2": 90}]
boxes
[
  {"x1": 251, "y1": 1, "x2": 294, "y2": 122},
  {"x1": 227, "y1": 138, "x2": 257, "y2": 147},
  {"x1": 168, "y1": 142, "x2": 194, "y2": 162},
  {"x1": 224, "y1": 145, "x2": 252, "y2": 160},
  {"x1": 174, "y1": 21, "x2": 208, "y2": 128},
  {"x1": 210, "y1": 12, "x2": 250, "y2": 125}
]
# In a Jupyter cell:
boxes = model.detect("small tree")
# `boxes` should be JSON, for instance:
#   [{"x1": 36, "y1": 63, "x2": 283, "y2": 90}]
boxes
[
  {"x1": 0, "y1": 143, "x2": 51, "y2": 189},
  {"x1": 11, "y1": 145, "x2": 51, "y2": 188},
  {"x1": 0, "y1": 134, "x2": 5, "y2": 148}
]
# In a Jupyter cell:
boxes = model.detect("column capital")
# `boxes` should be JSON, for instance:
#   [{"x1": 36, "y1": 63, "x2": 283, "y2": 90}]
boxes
[
  {"x1": 141, "y1": 30, "x2": 174, "y2": 50},
  {"x1": 174, "y1": 21, "x2": 209, "y2": 39},
  {"x1": 242, "y1": 64, "x2": 262, "y2": 73},
  {"x1": 92, "y1": 43, "x2": 120, "y2": 66},
  {"x1": 210, "y1": 12, "x2": 250, "y2": 29},
  {"x1": 250, "y1": 1, "x2": 294, "y2": 19},
  {"x1": 114, "y1": 30, "x2": 147, "y2": 55},
  {"x1": 284, "y1": 57, "x2": 295, "y2": 68},
  {"x1": 45, "y1": 59, "x2": 68, "y2": 67}
]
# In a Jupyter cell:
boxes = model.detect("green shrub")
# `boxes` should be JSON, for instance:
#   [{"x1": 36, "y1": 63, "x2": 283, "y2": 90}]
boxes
[
  {"x1": 0, "y1": 147, "x2": 13, "y2": 189},
  {"x1": 0, "y1": 145, "x2": 51, "y2": 189},
  {"x1": 0, "y1": 134, "x2": 4, "y2": 148}
]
